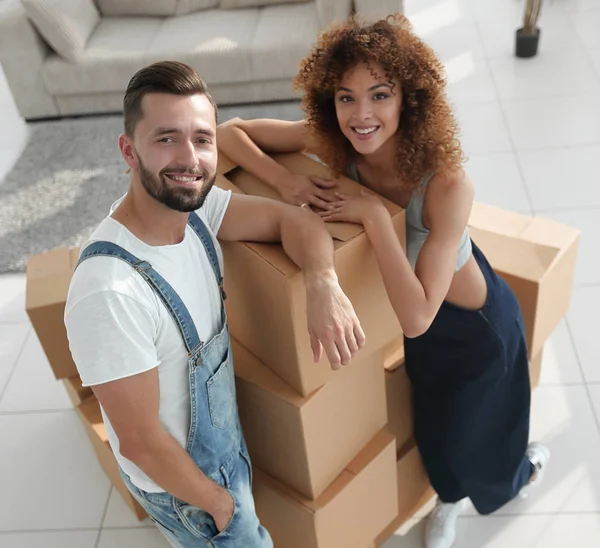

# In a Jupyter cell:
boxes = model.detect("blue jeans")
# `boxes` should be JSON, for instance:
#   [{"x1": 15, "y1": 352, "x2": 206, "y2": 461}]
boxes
[{"x1": 405, "y1": 241, "x2": 534, "y2": 515}]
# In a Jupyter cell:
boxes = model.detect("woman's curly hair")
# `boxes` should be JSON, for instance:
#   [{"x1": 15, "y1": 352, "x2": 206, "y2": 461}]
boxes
[{"x1": 294, "y1": 14, "x2": 465, "y2": 189}]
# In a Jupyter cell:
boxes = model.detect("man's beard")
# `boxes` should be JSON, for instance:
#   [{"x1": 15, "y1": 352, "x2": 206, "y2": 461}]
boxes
[{"x1": 136, "y1": 153, "x2": 216, "y2": 213}]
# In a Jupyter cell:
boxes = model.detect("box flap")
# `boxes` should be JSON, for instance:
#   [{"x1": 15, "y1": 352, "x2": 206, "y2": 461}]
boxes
[
  {"x1": 346, "y1": 430, "x2": 395, "y2": 476},
  {"x1": 232, "y1": 339, "x2": 307, "y2": 407},
  {"x1": 253, "y1": 430, "x2": 394, "y2": 514},
  {"x1": 469, "y1": 202, "x2": 531, "y2": 237},
  {"x1": 253, "y1": 466, "x2": 355, "y2": 515},
  {"x1": 469, "y1": 228, "x2": 558, "y2": 282},
  {"x1": 383, "y1": 337, "x2": 405, "y2": 372},
  {"x1": 520, "y1": 216, "x2": 580, "y2": 253},
  {"x1": 469, "y1": 204, "x2": 580, "y2": 279}
]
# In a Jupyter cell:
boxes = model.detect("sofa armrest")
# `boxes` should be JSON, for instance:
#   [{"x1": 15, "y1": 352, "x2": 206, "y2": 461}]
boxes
[
  {"x1": 353, "y1": 0, "x2": 404, "y2": 20},
  {"x1": 315, "y1": 0, "x2": 353, "y2": 29},
  {"x1": 0, "y1": 0, "x2": 59, "y2": 118}
]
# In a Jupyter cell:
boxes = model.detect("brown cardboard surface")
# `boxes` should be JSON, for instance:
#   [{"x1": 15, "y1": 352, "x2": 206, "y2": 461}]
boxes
[
  {"x1": 374, "y1": 443, "x2": 435, "y2": 547},
  {"x1": 530, "y1": 346, "x2": 543, "y2": 389},
  {"x1": 385, "y1": 363, "x2": 413, "y2": 453},
  {"x1": 234, "y1": 339, "x2": 387, "y2": 500},
  {"x1": 26, "y1": 246, "x2": 81, "y2": 380},
  {"x1": 469, "y1": 203, "x2": 580, "y2": 359},
  {"x1": 76, "y1": 398, "x2": 147, "y2": 520},
  {"x1": 383, "y1": 335, "x2": 405, "y2": 372},
  {"x1": 63, "y1": 375, "x2": 93, "y2": 407},
  {"x1": 216, "y1": 152, "x2": 404, "y2": 395},
  {"x1": 253, "y1": 430, "x2": 398, "y2": 548}
]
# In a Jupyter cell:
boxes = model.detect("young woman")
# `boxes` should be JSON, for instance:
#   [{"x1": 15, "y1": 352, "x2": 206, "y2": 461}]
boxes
[{"x1": 217, "y1": 15, "x2": 549, "y2": 548}]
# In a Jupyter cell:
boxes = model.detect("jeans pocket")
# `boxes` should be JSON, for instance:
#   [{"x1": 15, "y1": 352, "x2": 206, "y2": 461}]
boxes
[
  {"x1": 176, "y1": 492, "x2": 239, "y2": 543},
  {"x1": 176, "y1": 502, "x2": 218, "y2": 541},
  {"x1": 207, "y1": 348, "x2": 236, "y2": 430}
]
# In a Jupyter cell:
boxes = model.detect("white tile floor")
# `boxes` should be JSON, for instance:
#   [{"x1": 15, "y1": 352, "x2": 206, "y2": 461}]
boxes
[{"x1": 1, "y1": 0, "x2": 599, "y2": 546}]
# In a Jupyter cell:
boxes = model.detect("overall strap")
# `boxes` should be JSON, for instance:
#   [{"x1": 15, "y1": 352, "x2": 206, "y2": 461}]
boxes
[{"x1": 187, "y1": 212, "x2": 226, "y2": 301}]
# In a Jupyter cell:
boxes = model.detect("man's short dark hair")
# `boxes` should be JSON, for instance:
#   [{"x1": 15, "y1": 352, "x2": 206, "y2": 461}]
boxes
[{"x1": 123, "y1": 61, "x2": 218, "y2": 136}]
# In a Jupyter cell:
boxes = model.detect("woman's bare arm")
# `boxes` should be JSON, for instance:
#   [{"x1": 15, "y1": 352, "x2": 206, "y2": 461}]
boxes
[{"x1": 217, "y1": 118, "x2": 336, "y2": 209}]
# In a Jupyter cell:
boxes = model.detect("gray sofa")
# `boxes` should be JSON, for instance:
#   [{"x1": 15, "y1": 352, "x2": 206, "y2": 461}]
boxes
[{"x1": 0, "y1": 0, "x2": 404, "y2": 120}]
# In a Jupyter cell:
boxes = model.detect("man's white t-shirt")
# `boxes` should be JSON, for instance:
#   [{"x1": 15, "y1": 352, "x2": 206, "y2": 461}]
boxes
[{"x1": 65, "y1": 186, "x2": 232, "y2": 493}]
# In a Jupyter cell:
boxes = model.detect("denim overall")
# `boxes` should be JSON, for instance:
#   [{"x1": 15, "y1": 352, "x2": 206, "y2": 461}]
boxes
[
  {"x1": 77, "y1": 212, "x2": 272, "y2": 548},
  {"x1": 404, "y1": 241, "x2": 534, "y2": 515}
]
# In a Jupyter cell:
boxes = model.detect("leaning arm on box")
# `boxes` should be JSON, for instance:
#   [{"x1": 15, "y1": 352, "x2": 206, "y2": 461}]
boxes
[
  {"x1": 217, "y1": 192, "x2": 365, "y2": 368},
  {"x1": 321, "y1": 170, "x2": 473, "y2": 338},
  {"x1": 216, "y1": 118, "x2": 337, "y2": 209},
  {"x1": 65, "y1": 293, "x2": 234, "y2": 531}
]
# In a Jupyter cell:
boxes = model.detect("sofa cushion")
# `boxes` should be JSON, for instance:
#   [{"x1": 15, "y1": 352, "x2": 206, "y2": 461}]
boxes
[
  {"x1": 97, "y1": 0, "x2": 218, "y2": 16},
  {"x1": 146, "y1": 9, "x2": 260, "y2": 85},
  {"x1": 22, "y1": 0, "x2": 100, "y2": 62},
  {"x1": 177, "y1": 0, "x2": 220, "y2": 14},
  {"x1": 97, "y1": 0, "x2": 178, "y2": 16},
  {"x1": 42, "y1": 17, "x2": 162, "y2": 95},
  {"x1": 220, "y1": 0, "x2": 308, "y2": 8},
  {"x1": 250, "y1": 3, "x2": 319, "y2": 81}
]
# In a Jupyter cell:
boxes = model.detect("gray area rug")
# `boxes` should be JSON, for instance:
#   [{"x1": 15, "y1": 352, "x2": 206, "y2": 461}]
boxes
[{"x1": 0, "y1": 101, "x2": 303, "y2": 273}]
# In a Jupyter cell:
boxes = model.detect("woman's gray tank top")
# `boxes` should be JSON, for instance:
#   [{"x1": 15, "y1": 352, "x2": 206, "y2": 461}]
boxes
[{"x1": 347, "y1": 163, "x2": 472, "y2": 271}]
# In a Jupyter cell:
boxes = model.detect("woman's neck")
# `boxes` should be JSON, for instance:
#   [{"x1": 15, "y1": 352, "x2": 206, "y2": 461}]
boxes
[{"x1": 358, "y1": 137, "x2": 398, "y2": 176}]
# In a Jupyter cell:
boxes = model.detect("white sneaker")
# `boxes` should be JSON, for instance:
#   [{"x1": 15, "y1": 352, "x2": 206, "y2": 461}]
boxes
[
  {"x1": 519, "y1": 442, "x2": 551, "y2": 499},
  {"x1": 424, "y1": 498, "x2": 467, "y2": 548}
]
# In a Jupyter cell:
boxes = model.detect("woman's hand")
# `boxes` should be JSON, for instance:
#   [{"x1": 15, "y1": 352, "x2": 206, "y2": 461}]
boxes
[
  {"x1": 319, "y1": 189, "x2": 386, "y2": 225},
  {"x1": 278, "y1": 173, "x2": 337, "y2": 210}
]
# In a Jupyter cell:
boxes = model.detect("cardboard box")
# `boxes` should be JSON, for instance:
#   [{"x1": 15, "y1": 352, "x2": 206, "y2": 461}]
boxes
[
  {"x1": 233, "y1": 339, "x2": 387, "y2": 499},
  {"x1": 530, "y1": 346, "x2": 543, "y2": 389},
  {"x1": 216, "y1": 152, "x2": 404, "y2": 396},
  {"x1": 383, "y1": 335, "x2": 405, "y2": 371},
  {"x1": 385, "y1": 361, "x2": 413, "y2": 454},
  {"x1": 469, "y1": 203, "x2": 580, "y2": 359},
  {"x1": 253, "y1": 430, "x2": 398, "y2": 548},
  {"x1": 76, "y1": 398, "x2": 147, "y2": 521},
  {"x1": 374, "y1": 442, "x2": 435, "y2": 548},
  {"x1": 63, "y1": 374, "x2": 93, "y2": 407},
  {"x1": 26, "y1": 246, "x2": 80, "y2": 380}
]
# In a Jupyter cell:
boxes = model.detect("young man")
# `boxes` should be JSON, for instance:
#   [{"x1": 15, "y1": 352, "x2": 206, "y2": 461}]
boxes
[{"x1": 65, "y1": 61, "x2": 365, "y2": 547}]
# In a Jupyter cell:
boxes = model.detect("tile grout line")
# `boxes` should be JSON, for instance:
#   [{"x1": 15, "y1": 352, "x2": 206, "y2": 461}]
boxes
[
  {"x1": 0, "y1": 527, "x2": 101, "y2": 535},
  {"x1": 0, "y1": 525, "x2": 157, "y2": 536},
  {"x1": 468, "y1": 2, "x2": 537, "y2": 215},
  {"x1": 563, "y1": 316, "x2": 600, "y2": 437},
  {"x1": 0, "y1": 326, "x2": 32, "y2": 407},
  {"x1": 0, "y1": 409, "x2": 76, "y2": 416},
  {"x1": 95, "y1": 486, "x2": 114, "y2": 548},
  {"x1": 557, "y1": 1, "x2": 600, "y2": 86},
  {"x1": 535, "y1": 204, "x2": 600, "y2": 214}
]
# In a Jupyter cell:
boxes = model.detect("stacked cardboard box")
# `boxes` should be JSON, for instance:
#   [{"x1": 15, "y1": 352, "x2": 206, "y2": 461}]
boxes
[
  {"x1": 468, "y1": 202, "x2": 580, "y2": 389},
  {"x1": 216, "y1": 153, "x2": 410, "y2": 547},
  {"x1": 215, "y1": 152, "x2": 580, "y2": 547},
  {"x1": 23, "y1": 151, "x2": 579, "y2": 546}
]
